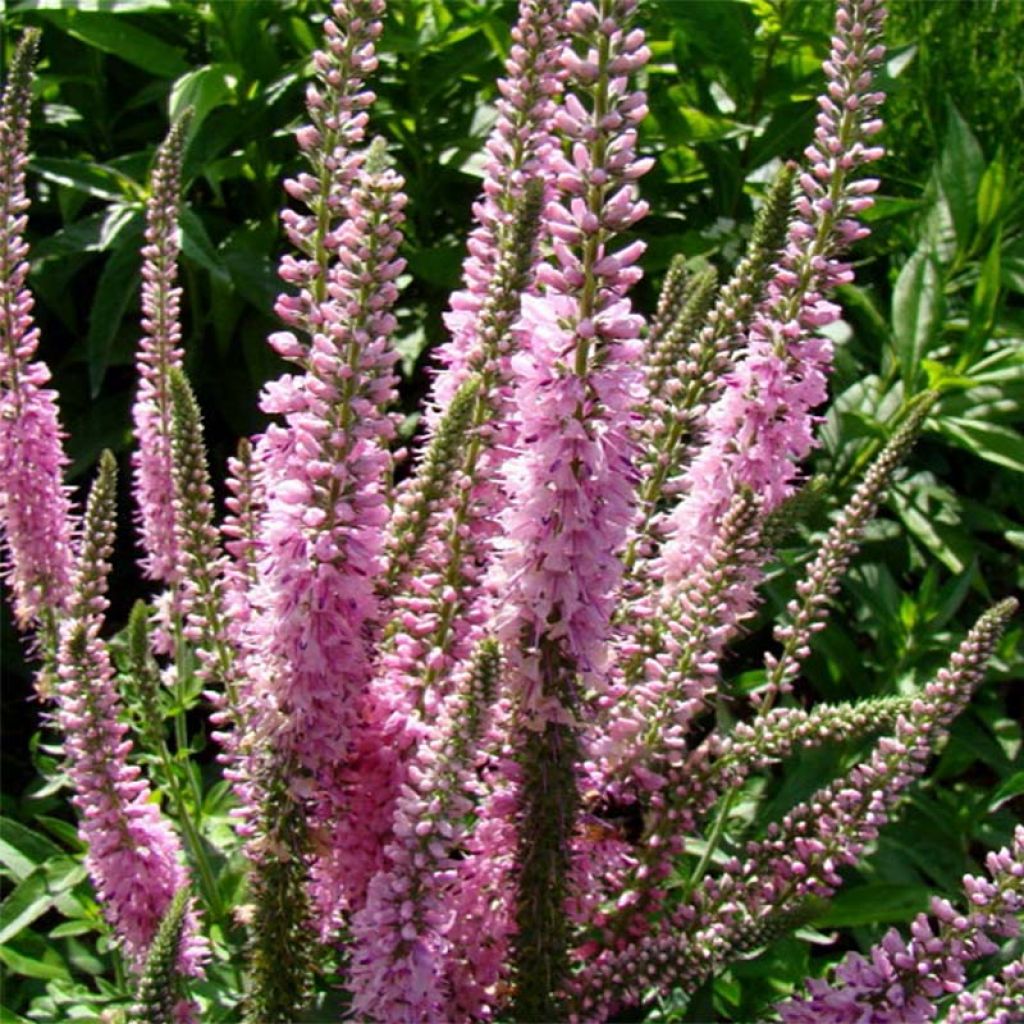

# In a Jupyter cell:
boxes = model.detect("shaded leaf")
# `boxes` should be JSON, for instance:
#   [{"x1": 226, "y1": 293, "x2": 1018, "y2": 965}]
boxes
[
  {"x1": 937, "y1": 417, "x2": 1024, "y2": 474},
  {"x1": 989, "y1": 772, "x2": 1024, "y2": 812},
  {"x1": 0, "y1": 819, "x2": 62, "y2": 883},
  {"x1": 891, "y1": 246, "x2": 944, "y2": 392},
  {"x1": 0, "y1": 870, "x2": 53, "y2": 945},
  {"x1": 87, "y1": 238, "x2": 143, "y2": 397},
  {"x1": 938, "y1": 103, "x2": 984, "y2": 249},
  {"x1": 814, "y1": 883, "x2": 931, "y2": 928},
  {"x1": 44, "y1": 10, "x2": 189, "y2": 78},
  {"x1": 29, "y1": 157, "x2": 138, "y2": 202}
]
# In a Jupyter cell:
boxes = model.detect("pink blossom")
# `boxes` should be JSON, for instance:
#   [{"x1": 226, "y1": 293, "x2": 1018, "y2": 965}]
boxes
[
  {"x1": 56, "y1": 619, "x2": 206, "y2": 976},
  {"x1": 655, "y1": 0, "x2": 887, "y2": 588},
  {"x1": 0, "y1": 32, "x2": 75, "y2": 638}
]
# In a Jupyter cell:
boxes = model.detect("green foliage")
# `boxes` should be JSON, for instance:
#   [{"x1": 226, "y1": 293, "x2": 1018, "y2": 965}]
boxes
[{"x1": 1, "y1": 1, "x2": 1021, "y2": 1021}]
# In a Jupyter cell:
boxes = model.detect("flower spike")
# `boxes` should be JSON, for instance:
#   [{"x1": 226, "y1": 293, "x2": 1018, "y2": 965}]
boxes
[
  {"x1": 132, "y1": 112, "x2": 192, "y2": 586},
  {"x1": 0, "y1": 28, "x2": 76, "y2": 653}
]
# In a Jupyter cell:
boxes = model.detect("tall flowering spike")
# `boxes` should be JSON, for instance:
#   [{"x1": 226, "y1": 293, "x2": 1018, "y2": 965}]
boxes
[
  {"x1": 573, "y1": 599, "x2": 1017, "y2": 1019},
  {"x1": 126, "y1": 599, "x2": 168, "y2": 758},
  {"x1": 0, "y1": 29, "x2": 75, "y2": 649},
  {"x1": 761, "y1": 394, "x2": 936, "y2": 703},
  {"x1": 383, "y1": 0, "x2": 566, "y2": 712},
  {"x1": 643, "y1": 264, "x2": 718, "y2": 404},
  {"x1": 252, "y1": 140, "x2": 405, "y2": 797},
  {"x1": 602, "y1": 490, "x2": 764, "y2": 780},
  {"x1": 132, "y1": 112, "x2": 191, "y2": 585},
  {"x1": 247, "y1": 3, "x2": 403, "y2": 931},
  {"x1": 493, "y1": 0, "x2": 652, "y2": 720},
  {"x1": 55, "y1": 458, "x2": 206, "y2": 978},
  {"x1": 384, "y1": 374, "x2": 481, "y2": 590},
  {"x1": 127, "y1": 888, "x2": 195, "y2": 1024},
  {"x1": 647, "y1": 254, "x2": 691, "y2": 347},
  {"x1": 243, "y1": 766, "x2": 317, "y2": 1024},
  {"x1": 486, "y1": 3, "x2": 652, "y2": 1013},
  {"x1": 381, "y1": 178, "x2": 546, "y2": 712},
  {"x1": 428, "y1": 0, "x2": 565, "y2": 418},
  {"x1": 276, "y1": 0, "x2": 386, "y2": 343},
  {"x1": 626, "y1": 161, "x2": 797, "y2": 572},
  {"x1": 348, "y1": 640, "x2": 501, "y2": 1022},
  {"x1": 655, "y1": 0, "x2": 886, "y2": 588},
  {"x1": 70, "y1": 449, "x2": 118, "y2": 620},
  {"x1": 221, "y1": 436, "x2": 264, "y2": 632},
  {"x1": 168, "y1": 368, "x2": 238, "y2": 706},
  {"x1": 778, "y1": 825, "x2": 1024, "y2": 1024},
  {"x1": 697, "y1": 694, "x2": 914, "y2": 810}
]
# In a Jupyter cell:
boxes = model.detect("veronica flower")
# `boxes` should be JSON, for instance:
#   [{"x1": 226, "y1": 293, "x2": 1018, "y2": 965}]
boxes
[
  {"x1": 56, "y1": 453, "x2": 206, "y2": 976},
  {"x1": 428, "y1": 0, "x2": 564, "y2": 419},
  {"x1": 482, "y1": 2, "x2": 651, "y2": 1014},
  {"x1": 132, "y1": 116, "x2": 189, "y2": 586},
  {"x1": 251, "y1": 148, "x2": 405, "y2": 927},
  {"x1": 655, "y1": 0, "x2": 887, "y2": 588},
  {"x1": 778, "y1": 825, "x2": 1024, "y2": 1024},
  {"x1": 0, "y1": 30, "x2": 75, "y2": 650},
  {"x1": 491, "y1": 0, "x2": 652, "y2": 721}
]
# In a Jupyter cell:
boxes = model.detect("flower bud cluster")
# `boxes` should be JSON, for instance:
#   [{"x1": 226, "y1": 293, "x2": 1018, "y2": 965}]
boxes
[
  {"x1": 945, "y1": 955, "x2": 1024, "y2": 1024},
  {"x1": 132, "y1": 115, "x2": 190, "y2": 587},
  {"x1": 763, "y1": 395, "x2": 935, "y2": 699},
  {"x1": 778, "y1": 825, "x2": 1024, "y2": 1023},
  {"x1": 277, "y1": 0, "x2": 385, "y2": 339}
]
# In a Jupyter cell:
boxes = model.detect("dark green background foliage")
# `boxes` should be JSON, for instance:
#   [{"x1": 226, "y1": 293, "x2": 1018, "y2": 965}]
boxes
[{"x1": 0, "y1": 1, "x2": 1022, "y2": 1020}]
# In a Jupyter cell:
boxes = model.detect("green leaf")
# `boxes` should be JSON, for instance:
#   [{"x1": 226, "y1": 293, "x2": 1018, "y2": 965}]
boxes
[
  {"x1": 48, "y1": 919, "x2": 96, "y2": 938},
  {"x1": 180, "y1": 208, "x2": 229, "y2": 284},
  {"x1": 814, "y1": 883, "x2": 931, "y2": 928},
  {"x1": 938, "y1": 103, "x2": 984, "y2": 249},
  {"x1": 891, "y1": 247, "x2": 944, "y2": 392},
  {"x1": 32, "y1": 819, "x2": 81, "y2": 851},
  {"x1": 28, "y1": 157, "x2": 139, "y2": 202},
  {"x1": 87, "y1": 239, "x2": 143, "y2": 397},
  {"x1": 0, "y1": 941, "x2": 70, "y2": 982},
  {"x1": 989, "y1": 772, "x2": 1024, "y2": 812},
  {"x1": 45, "y1": 10, "x2": 189, "y2": 78},
  {"x1": 961, "y1": 237, "x2": 1002, "y2": 367},
  {"x1": 976, "y1": 153, "x2": 1007, "y2": 234},
  {"x1": 0, "y1": 819, "x2": 63, "y2": 883},
  {"x1": 0, "y1": 1003, "x2": 34, "y2": 1024},
  {"x1": 168, "y1": 63, "x2": 240, "y2": 136},
  {"x1": 0, "y1": 870, "x2": 54, "y2": 945},
  {"x1": 16, "y1": 0, "x2": 183, "y2": 9},
  {"x1": 937, "y1": 417, "x2": 1024, "y2": 473}
]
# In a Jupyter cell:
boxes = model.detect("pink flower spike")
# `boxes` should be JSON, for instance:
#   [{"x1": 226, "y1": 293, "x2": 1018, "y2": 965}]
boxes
[{"x1": 0, "y1": 30, "x2": 76, "y2": 648}]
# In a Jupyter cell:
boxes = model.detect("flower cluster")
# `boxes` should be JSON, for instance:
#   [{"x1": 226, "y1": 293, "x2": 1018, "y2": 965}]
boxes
[
  {"x1": 132, "y1": 114, "x2": 190, "y2": 589},
  {"x1": 655, "y1": 0, "x2": 888, "y2": 591},
  {"x1": 779, "y1": 826, "x2": 1024, "y2": 1023},
  {"x1": 0, "y1": 2, "x2": 1020, "y2": 1023}
]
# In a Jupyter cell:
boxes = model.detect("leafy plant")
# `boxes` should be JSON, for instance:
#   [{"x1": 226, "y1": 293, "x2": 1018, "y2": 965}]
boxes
[{"x1": 1, "y1": 1, "x2": 1021, "y2": 1023}]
